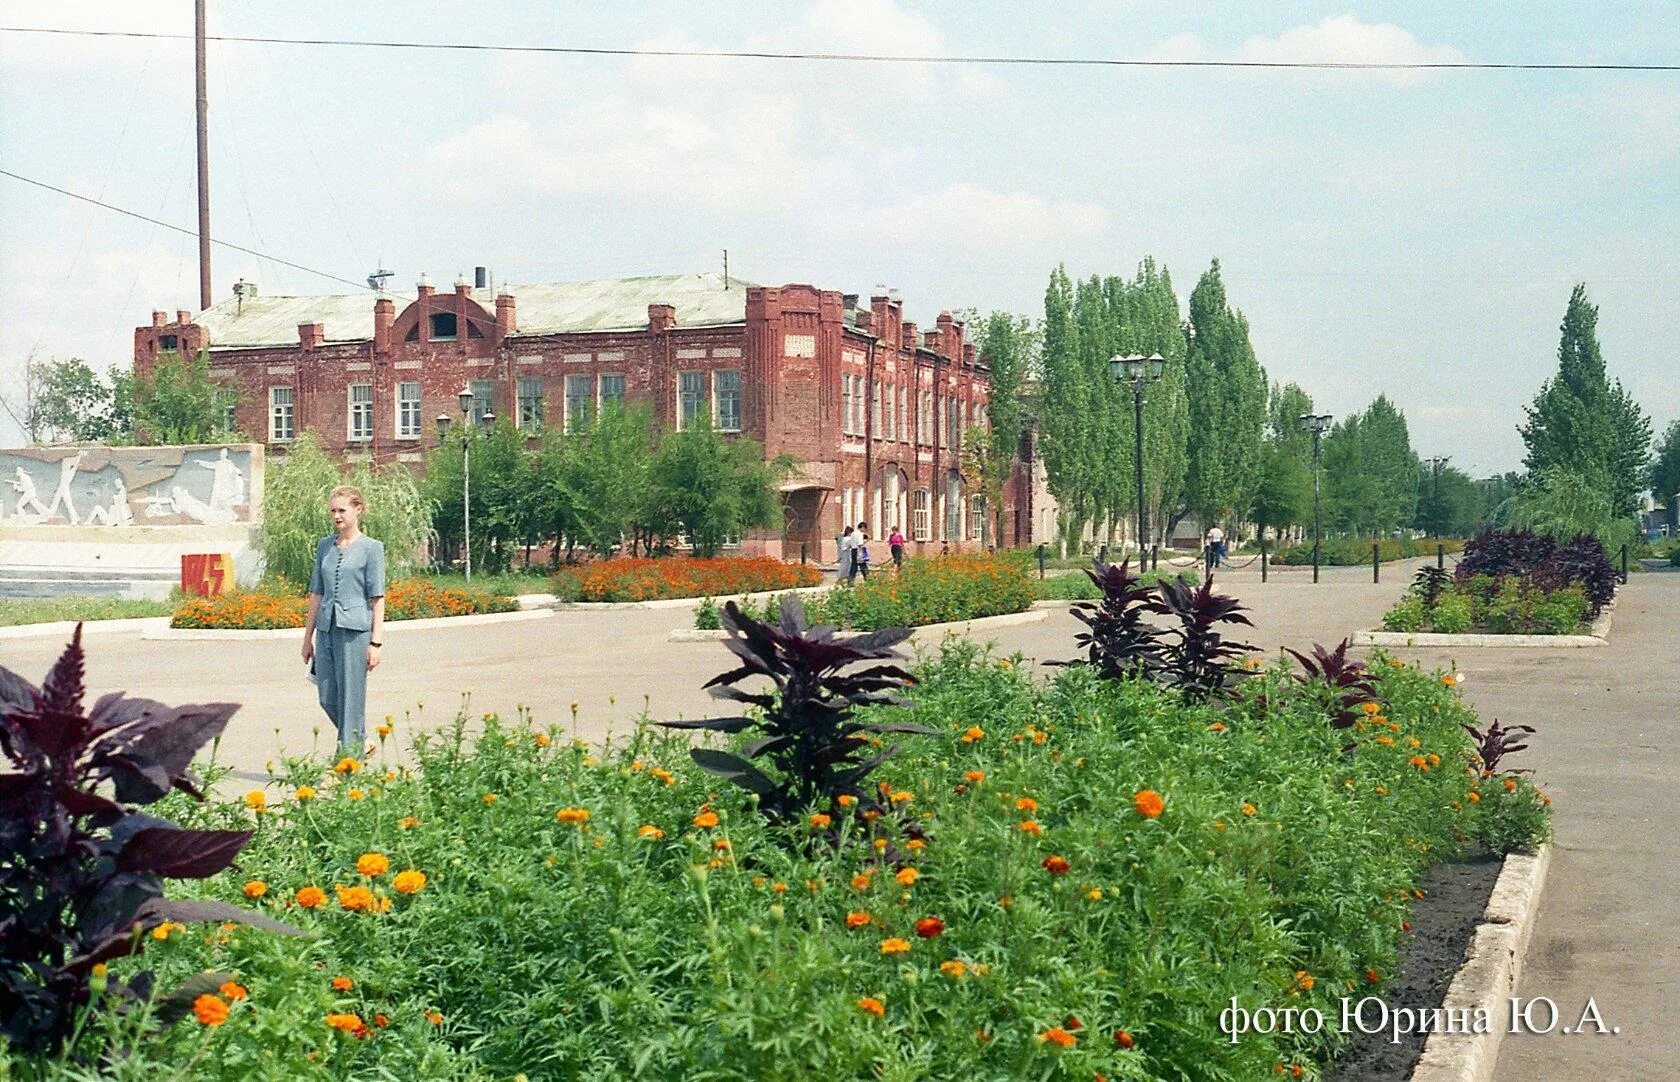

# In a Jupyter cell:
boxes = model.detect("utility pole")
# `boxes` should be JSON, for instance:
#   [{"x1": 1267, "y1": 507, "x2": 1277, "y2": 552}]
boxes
[
  {"x1": 1299, "y1": 413, "x2": 1333, "y2": 584},
  {"x1": 195, "y1": 0, "x2": 212, "y2": 311},
  {"x1": 1428, "y1": 456, "x2": 1450, "y2": 539}
]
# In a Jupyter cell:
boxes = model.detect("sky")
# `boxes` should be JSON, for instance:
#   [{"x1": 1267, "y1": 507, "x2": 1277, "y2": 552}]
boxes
[{"x1": 1, "y1": 1, "x2": 1675, "y2": 476}]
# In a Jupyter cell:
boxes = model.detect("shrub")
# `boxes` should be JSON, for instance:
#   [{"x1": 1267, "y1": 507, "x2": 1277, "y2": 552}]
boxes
[
  {"x1": 1431, "y1": 593, "x2": 1473, "y2": 633},
  {"x1": 0, "y1": 628, "x2": 300, "y2": 1055},
  {"x1": 805, "y1": 552, "x2": 1037, "y2": 631},
  {"x1": 171, "y1": 579, "x2": 516, "y2": 629},
  {"x1": 1382, "y1": 596, "x2": 1425, "y2": 633},
  {"x1": 1285, "y1": 639, "x2": 1379, "y2": 731},
  {"x1": 694, "y1": 596, "x2": 721, "y2": 630},
  {"x1": 1271, "y1": 537, "x2": 1464, "y2": 566},
  {"x1": 559, "y1": 556, "x2": 820, "y2": 602}
]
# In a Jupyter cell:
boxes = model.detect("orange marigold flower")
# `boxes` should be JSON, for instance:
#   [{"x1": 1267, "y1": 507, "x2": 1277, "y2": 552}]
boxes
[
  {"x1": 1361, "y1": 701, "x2": 1382, "y2": 715},
  {"x1": 399, "y1": 816, "x2": 421, "y2": 829},
  {"x1": 331, "y1": 976, "x2": 354, "y2": 991},
  {"x1": 296, "y1": 885, "x2": 326, "y2": 908},
  {"x1": 336, "y1": 885, "x2": 375, "y2": 912},
  {"x1": 192, "y1": 994, "x2": 229, "y2": 1026},
  {"x1": 693, "y1": 810, "x2": 720, "y2": 829},
  {"x1": 1064, "y1": 1014, "x2": 1083, "y2": 1030},
  {"x1": 809, "y1": 813, "x2": 832, "y2": 828},
  {"x1": 1032, "y1": 730, "x2": 1048, "y2": 746},
  {"x1": 1133, "y1": 789, "x2": 1165, "y2": 819},
  {"x1": 1366, "y1": 968, "x2": 1381, "y2": 984},
  {"x1": 347, "y1": 788, "x2": 366, "y2": 801},
  {"x1": 1038, "y1": 1027, "x2": 1077, "y2": 1048},
  {"x1": 636, "y1": 824, "x2": 665, "y2": 840},
  {"x1": 376, "y1": 724, "x2": 392, "y2": 738},
  {"x1": 534, "y1": 733, "x2": 551, "y2": 747},
  {"x1": 1042, "y1": 855, "x2": 1071, "y2": 876},
  {"x1": 851, "y1": 873, "x2": 872, "y2": 891},
  {"x1": 356, "y1": 853, "x2": 390, "y2": 877},
  {"x1": 1467, "y1": 791, "x2": 1481, "y2": 803},
  {"x1": 857, "y1": 996, "x2": 885, "y2": 1017},
  {"x1": 940, "y1": 959, "x2": 967, "y2": 977},
  {"x1": 964, "y1": 770, "x2": 986, "y2": 783},
  {"x1": 837, "y1": 794, "x2": 857, "y2": 807},
  {"x1": 961, "y1": 726, "x2": 985, "y2": 743},
  {"x1": 1115, "y1": 1029, "x2": 1135, "y2": 1049},
  {"x1": 243, "y1": 880, "x2": 267, "y2": 899},
  {"x1": 326, "y1": 1012, "x2": 364, "y2": 1035},
  {"x1": 1375, "y1": 735, "x2": 1395, "y2": 747},
  {"x1": 880, "y1": 937, "x2": 912, "y2": 955},
  {"x1": 1209, "y1": 722, "x2": 1227, "y2": 732},
  {"x1": 1294, "y1": 970, "x2": 1315, "y2": 992},
  {"x1": 1015, "y1": 796, "x2": 1038, "y2": 813},
  {"x1": 914, "y1": 916, "x2": 945, "y2": 938},
  {"x1": 846, "y1": 911, "x2": 872, "y2": 928},
  {"x1": 1428, "y1": 753, "x2": 1441, "y2": 766},
  {"x1": 334, "y1": 757, "x2": 361, "y2": 775},
  {"x1": 393, "y1": 870, "x2": 427, "y2": 895},
  {"x1": 219, "y1": 981, "x2": 247, "y2": 1001},
  {"x1": 861, "y1": 809, "x2": 881, "y2": 822},
  {"x1": 295, "y1": 785, "x2": 317, "y2": 801},
  {"x1": 555, "y1": 806, "x2": 590, "y2": 824},
  {"x1": 650, "y1": 767, "x2": 675, "y2": 786},
  {"x1": 771, "y1": 881, "x2": 789, "y2": 894},
  {"x1": 426, "y1": 1010, "x2": 444, "y2": 1025},
  {"x1": 1018, "y1": 820, "x2": 1042, "y2": 835},
  {"x1": 1241, "y1": 803, "x2": 1257, "y2": 816},
  {"x1": 481, "y1": 794, "x2": 498, "y2": 805},
  {"x1": 895, "y1": 867, "x2": 920, "y2": 886},
  {"x1": 243, "y1": 790, "x2": 266, "y2": 811}
]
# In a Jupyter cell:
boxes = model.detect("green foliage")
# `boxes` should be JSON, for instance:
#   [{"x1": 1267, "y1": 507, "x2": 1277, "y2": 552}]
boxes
[
  {"x1": 28, "y1": 650, "x2": 1548, "y2": 1078},
  {"x1": 1430, "y1": 593, "x2": 1473, "y2": 634},
  {"x1": 806, "y1": 553, "x2": 1037, "y2": 630},
  {"x1": 1504, "y1": 465, "x2": 1638, "y2": 552},
  {"x1": 1414, "y1": 463, "x2": 1487, "y2": 538},
  {"x1": 973, "y1": 312, "x2": 1033, "y2": 541},
  {"x1": 693, "y1": 596, "x2": 721, "y2": 630},
  {"x1": 24, "y1": 358, "x2": 132, "y2": 443},
  {"x1": 1250, "y1": 443, "x2": 1311, "y2": 536},
  {"x1": 132, "y1": 351, "x2": 239, "y2": 446},
  {"x1": 1272, "y1": 537, "x2": 1463, "y2": 566},
  {"x1": 0, "y1": 596, "x2": 175, "y2": 627},
  {"x1": 648, "y1": 416, "x2": 792, "y2": 557},
  {"x1": 549, "y1": 402, "x2": 657, "y2": 558},
  {"x1": 1183, "y1": 260, "x2": 1267, "y2": 528},
  {"x1": 261, "y1": 432, "x2": 434, "y2": 587},
  {"x1": 1322, "y1": 395, "x2": 1419, "y2": 536},
  {"x1": 1380, "y1": 578, "x2": 1587, "y2": 636},
  {"x1": 1649, "y1": 419, "x2": 1680, "y2": 505},
  {"x1": 1519, "y1": 284, "x2": 1652, "y2": 521}
]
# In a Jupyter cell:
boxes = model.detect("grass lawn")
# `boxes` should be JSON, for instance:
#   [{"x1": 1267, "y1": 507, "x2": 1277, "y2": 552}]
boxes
[{"x1": 0, "y1": 596, "x2": 174, "y2": 628}]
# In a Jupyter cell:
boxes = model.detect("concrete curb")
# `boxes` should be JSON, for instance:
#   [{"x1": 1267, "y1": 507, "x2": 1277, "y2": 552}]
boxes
[
  {"x1": 564, "y1": 584, "x2": 832, "y2": 611},
  {"x1": 0, "y1": 616, "x2": 172, "y2": 639},
  {"x1": 1355, "y1": 604, "x2": 1614, "y2": 650},
  {"x1": 141, "y1": 607, "x2": 554, "y2": 640},
  {"x1": 669, "y1": 607, "x2": 1049, "y2": 642},
  {"x1": 1410, "y1": 843, "x2": 1553, "y2": 1082}
]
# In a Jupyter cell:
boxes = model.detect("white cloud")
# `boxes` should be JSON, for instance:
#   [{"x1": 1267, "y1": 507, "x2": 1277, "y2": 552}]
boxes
[
  {"x1": 1235, "y1": 14, "x2": 1464, "y2": 81},
  {"x1": 868, "y1": 184, "x2": 1110, "y2": 247},
  {"x1": 1147, "y1": 32, "x2": 1207, "y2": 64}
]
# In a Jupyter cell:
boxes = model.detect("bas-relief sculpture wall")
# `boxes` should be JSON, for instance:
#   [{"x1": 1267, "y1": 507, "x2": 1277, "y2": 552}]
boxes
[{"x1": 0, "y1": 445, "x2": 263, "y2": 528}]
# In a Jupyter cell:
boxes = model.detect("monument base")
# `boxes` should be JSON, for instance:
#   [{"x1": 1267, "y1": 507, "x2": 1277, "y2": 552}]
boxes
[{"x1": 0, "y1": 525, "x2": 263, "y2": 600}]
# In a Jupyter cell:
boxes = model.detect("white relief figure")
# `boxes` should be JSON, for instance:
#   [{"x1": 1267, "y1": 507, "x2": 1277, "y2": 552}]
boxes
[
  {"x1": 170, "y1": 484, "x2": 236, "y2": 525},
  {"x1": 9, "y1": 467, "x2": 50, "y2": 522},
  {"x1": 85, "y1": 479, "x2": 135, "y2": 527},
  {"x1": 197, "y1": 449, "x2": 247, "y2": 517},
  {"x1": 43, "y1": 453, "x2": 84, "y2": 525}
]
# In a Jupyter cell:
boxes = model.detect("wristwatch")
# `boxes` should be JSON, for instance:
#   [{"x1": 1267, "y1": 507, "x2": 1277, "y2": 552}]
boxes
[{"x1": 370, "y1": 641, "x2": 383, "y2": 647}]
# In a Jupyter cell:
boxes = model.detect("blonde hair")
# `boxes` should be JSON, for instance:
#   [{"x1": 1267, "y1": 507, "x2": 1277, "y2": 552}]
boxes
[{"x1": 328, "y1": 485, "x2": 366, "y2": 512}]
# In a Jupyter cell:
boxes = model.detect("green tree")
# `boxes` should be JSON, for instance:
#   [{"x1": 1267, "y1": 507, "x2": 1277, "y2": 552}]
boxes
[
  {"x1": 1519, "y1": 284, "x2": 1652, "y2": 521},
  {"x1": 553, "y1": 402, "x2": 658, "y2": 558},
  {"x1": 1039, "y1": 265, "x2": 1093, "y2": 551},
  {"x1": 1182, "y1": 261, "x2": 1267, "y2": 531},
  {"x1": 1414, "y1": 462, "x2": 1481, "y2": 538},
  {"x1": 648, "y1": 417, "x2": 794, "y2": 557},
  {"x1": 1507, "y1": 465, "x2": 1637, "y2": 551},
  {"x1": 133, "y1": 350, "x2": 238, "y2": 445},
  {"x1": 26, "y1": 358, "x2": 133, "y2": 443},
  {"x1": 1250, "y1": 443, "x2": 1311, "y2": 541},
  {"x1": 1651, "y1": 420, "x2": 1680, "y2": 511},
  {"x1": 975, "y1": 311, "x2": 1033, "y2": 544},
  {"x1": 424, "y1": 422, "x2": 533, "y2": 576},
  {"x1": 1111, "y1": 258, "x2": 1191, "y2": 547},
  {"x1": 1322, "y1": 397, "x2": 1419, "y2": 536}
]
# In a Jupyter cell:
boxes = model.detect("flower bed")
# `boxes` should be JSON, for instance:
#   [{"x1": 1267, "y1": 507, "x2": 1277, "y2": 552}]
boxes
[
  {"x1": 170, "y1": 579, "x2": 518, "y2": 629},
  {"x1": 36, "y1": 642, "x2": 1548, "y2": 1079},
  {"x1": 1272, "y1": 537, "x2": 1464, "y2": 566},
  {"x1": 1379, "y1": 529, "x2": 1615, "y2": 635},
  {"x1": 552, "y1": 555, "x2": 821, "y2": 603},
  {"x1": 808, "y1": 552, "x2": 1038, "y2": 630}
]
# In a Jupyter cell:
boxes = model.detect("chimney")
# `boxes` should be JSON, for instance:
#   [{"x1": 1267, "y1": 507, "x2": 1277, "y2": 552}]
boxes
[
  {"x1": 475, "y1": 266, "x2": 489, "y2": 290},
  {"x1": 152, "y1": 310, "x2": 167, "y2": 328},
  {"x1": 924, "y1": 327, "x2": 942, "y2": 356},
  {"x1": 417, "y1": 272, "x2": 434, "y2": 299},
  {"x1": 842, "y1": 293, "x2": 858, "y2": 309},
  {"x1": 963, "y1": 343, "x2": 977, "y2": 366},
  {"x1": 936, "y1": 311, "x2": 957, "y2": 357},
  {"x1": 298, "y1": 322, "x2": 324, "y2": 350},
  {"x1": 454, "y1": 274, "x2": 471, "y2": 298},
  {"x1": 901, "y1": 321, "x2": 918, "y2": 352},
  {"x1": 496, "y1": 293, "x2": 517, "y2": 340},
  {"x1": 176, "y1": 309, "x2": 192, "y2": 326},
  {"x1": 855, "y1": 308, "x2": 873, "y2": 332},
  {"x1": 374, "y1": 298, "x2": 395, "y2": 354},
  {"x1": 648, "y1": 303, "x2": 676, "y2": 333}
]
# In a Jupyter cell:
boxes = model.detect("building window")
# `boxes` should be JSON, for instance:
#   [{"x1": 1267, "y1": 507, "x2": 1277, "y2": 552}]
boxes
[
  {"x1": 520, "y1": 378, "x2": 547, "y2": 433},
  {"x1": 566, "y1": 375, "x2": 595, "y2": 433},
  {"x1": 221, "y1": 399, "x2": 237, "y2": 434},
  {"x1": 945, "y1": 472, "x2": 963, "y2": 540},
  {"x1": 919, "y1": 391, "x2": 933, "y2": 445},
  {"x1": 678, "y1": 371, "x2": 705, "y2": 430},
  {"x1": 396, "y1": 381, "x2": 422, "y2": 438},
  {"x1": 714, "y1": 369, "x2": 742, "y2": 432},
  {"x1": 159, "y1": 334, "x2": 178, "y2": 352},
  {"x1": 347, "y1": 383, "x2": 373, "y2": 442},
  {"x1": 947, "y1": 398, "x2": 961, "y2": 447},
  {"x1": 599, "y1": 373, "x2": 626, "y2": 410},
  {"x1": 912, "y1": 489, "x2": 931, "y2": 542},
  {"x1": 430, "y1": 312, "x2": 457, "y2": 340},
  {"x1": 882, "y1": 382, "x2": 894, "y2": 441},
  {"x1": 970, "y1": 495, "x2": 985, "y2": 541},
  {"x1": 871, "y1": 381, "x2": 881, "y2": 439},
  {"x1": 898, "y1": 385, "x2": 908, "y2": 442},
  {"x1": 470, "y1": 379, "x2": 494, "y2": 427},
  {"x1": 268, "y1": 386, "x2": 295, "y2": 442},
  {"x1": 840, "y1": 375, "x2": 854, "y2": 436}
]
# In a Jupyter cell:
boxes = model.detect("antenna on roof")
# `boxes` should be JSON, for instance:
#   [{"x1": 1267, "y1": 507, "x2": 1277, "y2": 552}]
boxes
[
  {"x1": 723, "y1": 249, "x2": 729, "y2": 291},
  {"x1": 367, "y1": 261, "x2": 394, "y2": 293}
]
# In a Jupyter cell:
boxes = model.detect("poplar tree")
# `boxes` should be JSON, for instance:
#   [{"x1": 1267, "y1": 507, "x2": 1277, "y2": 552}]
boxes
[
  {"x1": 1182, "y1": 261, "x2": 1267, "y2": 530},
  {"x1": 1040, "y1": 266, "x2": 1092, "y2": 550}
]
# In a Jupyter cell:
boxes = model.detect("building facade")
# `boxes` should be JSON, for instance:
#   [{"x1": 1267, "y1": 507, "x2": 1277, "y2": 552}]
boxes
[{"x1": 134, "y1": 272, "x2": 1023, "y2": 561}]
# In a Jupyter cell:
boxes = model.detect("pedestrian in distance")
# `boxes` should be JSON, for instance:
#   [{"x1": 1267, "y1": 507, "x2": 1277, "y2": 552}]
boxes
[
  {"x1": 301, "y1": 485, "x2": 386, "y2": 754},
  {"x1": 1205, "y1": 523, "x2": 1225, "y2": 574},
  {"x1": 888, "y1": 524, "x2": 906, "y2": 571},
  {"x1": 838, "y1": 524, "x2": 857, "y2": 583},
  {"x1": 854, "y1": 522, "x2": 872, "y2": 580}
]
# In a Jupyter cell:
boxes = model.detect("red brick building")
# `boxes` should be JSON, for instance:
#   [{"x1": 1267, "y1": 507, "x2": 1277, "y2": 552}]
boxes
[{"x1": 135, "y1": 272, "x2": 1023, "y2": 561}]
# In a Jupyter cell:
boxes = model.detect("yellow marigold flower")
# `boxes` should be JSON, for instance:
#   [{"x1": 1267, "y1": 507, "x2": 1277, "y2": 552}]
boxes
[
  {"x1": 1038, "y1": 1027, "x2": 1076, "y2": 1048},
  {"x1": 851, "y1": 874, "x2": 872, "y2": 891},
  {"x1": 376, "y1": 724, "x2": 392, "y2": 738},
  {"x1": 334, "y1": 757, "x2": 360, "y2": 775},
  {"x1": 356, "y1": 853, "x2": 390, "y2": 877},
  {"x1": 1087, "y1": 888, "x2": 1103, "y2": 901},
  {"x1": 890, "y1": 790, "x2": 913, "y2": 804},
  {"x1": 399, "y1": 816, "x2": 421, "y2": 829},
  {"x1": 1375, "y1": 735, "x2": 1395, "y2": 747},
  {"x1": 1241, "y1": 803, "x2": 1257, "y2": 817},
  {"x1": 872, "y1": 837, "x2": 889, "y2": 852},
  {"x1": 1014, "y1": 796, "x2": 1038, "y2": 813},
  {"x1": 961, "y1": 726, "x2": 985, "y2": 743},
  {"x1": 879, "y1": 937, "x2": 912, "y2": 955},
  {"x1": 393, "y1": 870, "x2": 427, "y2": 895},
  {"x1": 940, "y1": 959, "x2": 967, "y2": 977},
  {"x1": 326, "y1": 1012, "x2": 364, "y2": 1035},
  {"x1": 331, "y1": 976, "x2": 354, "y2": 991},
  {"x1": 219, "y1": 981, "x2": 247, "y2": 1001},
  {"x1": 1408, "y1": 736, "x2": 1422, "y2": 748},
  {"x1": 242, "y1": 880, "x2": 267, "y2": 899},
  {"x1": 857, "y1": 996, "x2": 885, "y2": 1017},
  {"x1": 1032, "y1": 730, "x2": 1048, "y2": 745},
  {"x1": 837, "y1": 794, "x2": 857, "y2": 807},
  {"x1": 1213, "y1": 820, "x2": 1225, "y2": 830},
  {"x1": 693, "y1": 810, "x2": 720, "y2": 829},
  {"x1": 335, "y1": 885, "x2": 375, "y2": 912},
  {"x1": 895, "y1": 867, "x2": 920, "y2": 886},
  {"x1": 651, "y1": 768, "x2": 675, "y2": 786},
  {"x1": 295, "y1": 785, "x2": 317, "y2": 801},
  {"x1": 583, "y1": 756, "x2": 598, "y2": 767},
  {"x1": 906, "y1": 838, "x2": 926, "y2": 851},
  {"x1": 1018, "y1": 820, "x2": 1042, "y2": 835},
  {"x1": 150, "y1": 921, "x2": 184, "y2": 941},
  {"x1": 1133, "y1": 790, "x2": 1165, "y2": 819},
  {"x1": 347, "y1": 788, "x2": 366, "y2": 801},
  {"x1": 482, "y1": 794, "x2": 498, "y2": 805},
  {"x1": 296, "y1": 885, "x2": 326, "y2": 908},
  {"x1": 636, "y1": 824, "x2": 665, "y2": 840},
  {"x1": 192, "y1": 994, "x2": 229, "y2": 1026},
  {"x1": 555, "y1": 807, "x2": 590, "y2": 824},
  {"x1": 1374, "y1": 786, "x2": 1388, "y2": 796},
  {"x1": 809, "y1": 813, "x2": 832, "y2": 828},
  {"x1": 846, "y1": 911, "x2": 872, "y2": 928},
  {"x1": 243, "y1": 790, "x2": 266, "y2": 811},
  {"x1": 1361, "y1": 702, "x2": 1382, "y2": 716}
]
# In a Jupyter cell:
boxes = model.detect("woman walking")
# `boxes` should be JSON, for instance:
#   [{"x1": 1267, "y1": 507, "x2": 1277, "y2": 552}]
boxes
[
  {"x1": 888, "y1": 524, "x2": 906, "y2": 571},
  {"x1": 301, "y1": 486, "x2": 386, "y2": 754}
]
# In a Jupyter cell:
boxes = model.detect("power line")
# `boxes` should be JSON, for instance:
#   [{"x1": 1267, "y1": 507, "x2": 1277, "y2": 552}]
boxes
[{"x1": 2, "y1": 25, "x2": 1677, "y2": 72}]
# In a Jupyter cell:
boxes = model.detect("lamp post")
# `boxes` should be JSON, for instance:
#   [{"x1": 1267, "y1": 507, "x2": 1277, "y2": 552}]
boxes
[
  {"x1": 1298, "y1": 413, "x2": 1333, "y2": 584},
  {"x1": 1108, "y1": 353, "x2": 1166, "y2": 558},
  {"x1": 458, "y1": 389, "x2": 475, "y2": 582},
  {"x1": 1427, "y1": 455, "x2": 1450, "y2": 539}
]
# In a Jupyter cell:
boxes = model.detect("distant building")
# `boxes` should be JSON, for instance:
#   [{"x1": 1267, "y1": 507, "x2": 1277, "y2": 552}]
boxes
[{"x1": 135, "y1": 272, "x2": 1023, "y2": 560}]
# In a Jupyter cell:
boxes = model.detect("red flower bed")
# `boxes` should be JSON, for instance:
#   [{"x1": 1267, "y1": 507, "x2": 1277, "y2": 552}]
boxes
[
  {"x1": 170, "y1": 579, "x2": 517, "y2": 629},
  {"x1": 559, "y1": 556, "x2": 821, "y2": 603}
]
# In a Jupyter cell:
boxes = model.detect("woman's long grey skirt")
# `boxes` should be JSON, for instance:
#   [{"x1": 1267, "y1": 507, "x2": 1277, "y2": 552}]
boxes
[{"x1": 316, "y1": 623, "x2": 370, "y2": 752}]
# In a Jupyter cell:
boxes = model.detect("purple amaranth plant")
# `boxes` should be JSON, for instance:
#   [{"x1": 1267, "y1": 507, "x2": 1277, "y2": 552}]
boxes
[
  {"x1": 1286, "y1": 639, "x2": 1381, "y2": 730},
  {"x1": 1463, "y1": 718, "x2": 1537, "y2": 775},
  {"x1": 1057, "y1": 559, "x2": 1166, "y2": 680},
  {"x1": 1154, "y1": 575, "x2": 1258, "y2": 703}
]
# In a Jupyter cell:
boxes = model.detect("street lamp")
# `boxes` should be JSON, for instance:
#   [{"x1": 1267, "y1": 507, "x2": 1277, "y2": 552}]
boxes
[
  {"x1": 457, "y1": 388, "x2": 474, "y2": 583},
  {"x1": 1109, "y1": 353, "x2": 1167, "y2": 557},
  {"x1": 1298, "y1": 413, "x2": 1334, "y2": 583},
  {"x1": 1427, "y1": 456, "x2": 1451, "y2": 539}
]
